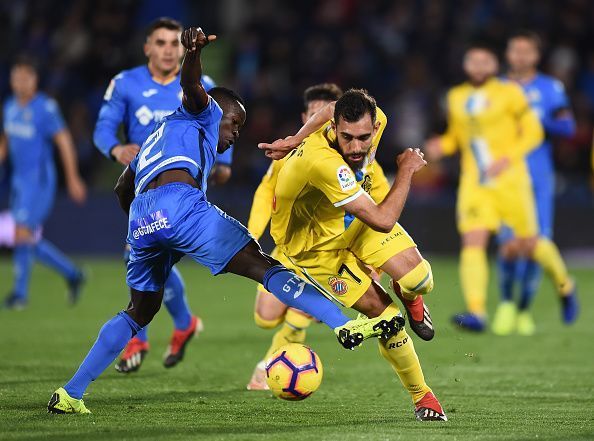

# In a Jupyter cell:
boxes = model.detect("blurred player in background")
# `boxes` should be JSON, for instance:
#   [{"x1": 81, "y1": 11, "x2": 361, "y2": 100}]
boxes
[
  {"x1": 48, "y1": 28, "x2": 400, "y2": 414},
  {"x1": 93, "y1": 18, "x2": 233, "y2": 373},
  {"x1": 425, "y1": 43, "x2": 578, "y2": 332},
  {"x1": 0, "y1": 59, "x2": 86, "y2": 310},
  {"x1": 246, "y1": 83, "x2": 343, "y2": 390},
  {"x1": 492, "y1": 31, "x2": 577, "y2": 336},
  {"x1": 260, "y1": 89, "x2": 445, "y2": 421}
]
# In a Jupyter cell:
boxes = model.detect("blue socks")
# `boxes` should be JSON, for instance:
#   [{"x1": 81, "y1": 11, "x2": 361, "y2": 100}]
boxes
[
  {"x1": 519, "y1": 260, "x2": 542, "y2": 311},
  {"x1": 498, "y1": 255, "x2": 516, "y2": 302},
  {"x1": 36, "y1": 239, "x2": 79, "y2": 281},
  {"x1": 498, "y1": 255, "x2": 542, "y2": 311},
  {"x1": 263, "y1": 266, "x2": 349, "y2": 329},
  {"x1": 13, "y1": 244, "x2": 34, "y2": 300},
  {"x1": 163, "y1": 266, "x2": 192, "y2": 330},
  {"x1": 65, "y1": 311, "x2": 142, "y2": 399}
]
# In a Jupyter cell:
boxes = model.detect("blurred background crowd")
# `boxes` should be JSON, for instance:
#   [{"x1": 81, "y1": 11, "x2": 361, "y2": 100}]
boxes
[{"x1": 0, "y1": 0, "x2": 593, "y2": 253}]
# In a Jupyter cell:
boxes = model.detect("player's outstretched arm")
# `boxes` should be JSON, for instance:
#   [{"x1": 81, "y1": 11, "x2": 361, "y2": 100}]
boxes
[
  {"x1": 343, "y1": 148, "x2": 426, "y2": 233},
  {"x1": 114, "y1": 166, "x2": 136, "y2": 214},
  {"x1": 258, "y1": 102, "x2": 336, "y2": 159},
  {"x1": 180, "y1": 27, "x2": 217, "y2": 114},
  {"x1": 54, "y1": 129, "x2": 87, "y2": 204}
]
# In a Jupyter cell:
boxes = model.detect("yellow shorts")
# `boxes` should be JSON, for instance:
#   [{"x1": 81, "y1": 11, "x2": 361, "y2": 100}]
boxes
[
  {"x1": 284, "y1": 221, "x2": 417, "y2": 307},
  {"x1": 457, "y1": 180, "x2": 537, "y2": 238}
]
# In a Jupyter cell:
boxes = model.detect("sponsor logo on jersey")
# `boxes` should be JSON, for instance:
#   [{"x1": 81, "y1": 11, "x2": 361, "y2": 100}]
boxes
[
  {"x1": 135, "y1": 106, "x2": 175, "y2": 125},
  {"x1": 337, "y1": 165, "x2": 356, "y2": 191},
  {"x1": 328, "y1": 276, "x2": 348, "y2": 295},
  {"x1": 5, "y1": 121, "x2": 35, "y2": 139},
  {"x1": 465, "y1": 92, "x2": 490, "y2": 115},
  {"x1": 142, "y1": 88, "x2": 158, "y2": 98}
]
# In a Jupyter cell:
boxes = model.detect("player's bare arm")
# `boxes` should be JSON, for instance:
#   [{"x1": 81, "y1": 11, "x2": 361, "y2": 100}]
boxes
[
  {"x1": 180, "y1": 27, "x2": 216, "y2": 114},
  {"x1": 258, "y1": 102, "x2": 336, "y2": 159},
  {"x1": 114, "y1": 166, "x2": 136, "y2": 214},
  {"x1": 53, "y1": 129, "x2": 87, "y2": 204},
  {"x1": 342, "y1": 148, "x2": 426, "y2": 233}
]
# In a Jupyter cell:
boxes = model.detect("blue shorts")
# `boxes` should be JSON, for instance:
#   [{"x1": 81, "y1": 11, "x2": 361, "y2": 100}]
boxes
[
  {"x1": 10, "y1": 169, "x2": 56, "y2": 229},
  {"x1": 126, "y1": 183, "x2": 253, "y2": 292}
]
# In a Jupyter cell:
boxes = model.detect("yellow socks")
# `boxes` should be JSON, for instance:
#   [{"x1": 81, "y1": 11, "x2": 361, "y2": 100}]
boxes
[
  {"x1": 254, "y1": 311, "x2": 283, "y2": 329},
  {"x1": 378, "y1": 304, "x2": 431, "y2": 403},
  {"x1": 263, "y1": 309, "x2": 312, "y2": 361},
  {"x1": 532, "y1": 238, "x2": 573, "y2": 296},
  {"x1": 460, "y1": 246, "x2": 488, "y2": 316},
  {"x1": 397, "y1": 259, "x2": 434, "y2": 301}
]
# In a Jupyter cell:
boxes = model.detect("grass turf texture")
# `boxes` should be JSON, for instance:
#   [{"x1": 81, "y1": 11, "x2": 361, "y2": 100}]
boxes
[{"x1": 0, "y1": 257, "x2": 593, "y2": 441}]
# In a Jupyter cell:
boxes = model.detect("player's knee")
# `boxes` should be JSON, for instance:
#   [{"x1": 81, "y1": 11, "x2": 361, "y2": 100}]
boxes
[
  {"x1": 254, "y1": 310, "x2": 283, "y2": 329},
  {"x1": 14, "y1": 225, "x2": 34, "y2": 244},
  {"x1": 398, "y1": 259, "x2": 434, "y2": 296}
]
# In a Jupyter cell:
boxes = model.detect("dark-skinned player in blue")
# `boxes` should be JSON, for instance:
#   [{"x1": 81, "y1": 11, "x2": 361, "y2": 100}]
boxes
[
  {"x1": 47, "y1": 26, "x2": 402, "y2": 414},
  {"x1": 93, "y1": 18, "x2": 233, "y2": 372}
]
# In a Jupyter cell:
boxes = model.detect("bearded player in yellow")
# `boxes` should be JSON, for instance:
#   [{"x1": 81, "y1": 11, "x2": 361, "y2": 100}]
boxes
[
  {"x1": 425, "y1": 43, "x2": 578, "y2": 332},
  {"x1": 259, "y1": 89, "x2": 445, "y2": 422},
  {"x1": 246, "y1": 83, "x2": 343, "y2": 390},
  {"x1": 246, "y1": 84, "x2": 403, "y2": 391}
]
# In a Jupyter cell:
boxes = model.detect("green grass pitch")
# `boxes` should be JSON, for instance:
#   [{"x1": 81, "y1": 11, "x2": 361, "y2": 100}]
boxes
[{"x1": 0, "y1": 257, "x2": 593, "y2": 440}]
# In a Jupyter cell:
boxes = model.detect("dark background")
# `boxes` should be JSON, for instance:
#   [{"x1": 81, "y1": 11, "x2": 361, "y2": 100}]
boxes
[{"x1": 0, "y1": 0, "x2": 593, "y2": 254}]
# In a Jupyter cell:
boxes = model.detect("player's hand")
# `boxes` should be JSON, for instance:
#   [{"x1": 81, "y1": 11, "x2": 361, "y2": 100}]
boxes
[
  {"x1": 258, "y1": 136, "x2": 301, "y2": 160},
  {"x1": 67, "y1": 176, "x2": 87, "y2": 205},
  {"x1": 112, "y1": 144, "x2": 140, "y2": 166},
  {"x1": 181, "y1": 27, "x2": 216, "y2": 52},
  {"x1": 397, "y1": 148, "x2": 427, "y2": 174},
  {"x1": 423, "y1": 137, "x2": 443, "y2": 161},
  {"x1": 485, "y1": 157, "x2": 511, "y2": 179}
]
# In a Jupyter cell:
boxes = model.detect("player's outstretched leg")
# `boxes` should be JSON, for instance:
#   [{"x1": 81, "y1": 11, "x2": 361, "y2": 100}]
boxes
[
  {"x1": 381, "y1": 248, "x2": 435, "y2": 341},
  {"x1": 35, "y1": 239, "x2": 85, "y2": 305},
  {"x1": 226, "y1": 241, "x2": 401, "y2": 350},
  {"x1": 48, "y1": 288, "x2": 162, "y2": 414},
  {"x1": 353, "y1": 282, "x2": 446, "y2": 421},
  {"x1": 162, "y1": 266, "x2": 203, "y2": 368}
]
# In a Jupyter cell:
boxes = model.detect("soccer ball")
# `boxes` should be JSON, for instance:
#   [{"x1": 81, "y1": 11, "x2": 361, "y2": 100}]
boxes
[{"x1": 265, "y1": 344, "x2": 323, "y2": 401}]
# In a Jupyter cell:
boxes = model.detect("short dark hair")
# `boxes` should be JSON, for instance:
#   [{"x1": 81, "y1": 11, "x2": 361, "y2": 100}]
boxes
[
  {"x1": 146, "y1": 17, "x2": 183, "y2": 38},
  {"x1": 303, "y1": 83, "x2": 343, "y2": 110},
  {"x1": 465, "y1": 40, "x2": 499, "y2": 58},
  {"x1": 508, "y1": 30, "x2": 542, "y2": 52},
  {"x1": 334, "y1": 88, "x2": 376, "y2": 124},
  {"x1": 12, "y1": 55, "x2": 38, "y2": 73},
  {"x1": 208, "y1": 86, "x2": 245, "y2": 111}
]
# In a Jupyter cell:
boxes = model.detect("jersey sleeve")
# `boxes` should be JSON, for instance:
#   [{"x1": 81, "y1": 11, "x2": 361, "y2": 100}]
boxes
[
  {"x1": 247, "y1": 161, "x2": 279, "y2": 239},
  {"x1": 507, "y1": 84, "x2": 544, "y2": 158},
  {"x1": 43, "y1": 98, "x2": 66, "y2": 137},
  {"x1": 369, "y1": 161, "x2": 390, "y2": 202},
  {"x1": 216, "y1": 146, "x2": 233, "y2": 166},
  {"x1": 440, "y1": 91, "x2": 460, "y2": 155},
  {"x1": 93, "y1": 74, "x2": 127, "y2": 159},
  {"x1": 201, "y1": 74, "x2": 216, "y2": 92},
  {"x1": 309, "y1": 150, "x2": 365, "y2": 207}
]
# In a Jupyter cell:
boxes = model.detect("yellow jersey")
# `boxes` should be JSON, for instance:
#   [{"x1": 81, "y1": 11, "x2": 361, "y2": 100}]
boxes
[
  {"x1": 440, "y1": 77, "x2": 543, "y2": 187},
  {"x1": 271, "y1": 109, "x2": 389, "y2": 257}
]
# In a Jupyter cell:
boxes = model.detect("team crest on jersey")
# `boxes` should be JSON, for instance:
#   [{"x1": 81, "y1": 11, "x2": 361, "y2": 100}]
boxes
[
  {"x1": 328, "y1": 277, "x2": 348, "y2": 295},
  {"x1": 337, "y1": 165, "x2": 356, "y2": 191},
  {"x1": 361, "y1": 175, "x2": 372, "y2": 193}
]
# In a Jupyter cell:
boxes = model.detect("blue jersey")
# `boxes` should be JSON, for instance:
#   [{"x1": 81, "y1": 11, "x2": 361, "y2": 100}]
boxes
[
  {"x1": 507, "y1": 73, "x2": 575, "y2": 177},
  {"x1": 130, "y1": 99, "x2": 222, "y2": 196},
  {"x1": 3, "y1": 93, "x2": 64, "y2": 176},
  {"x1": 93, "y1": 66, "x2": 232, "y2": 165}
]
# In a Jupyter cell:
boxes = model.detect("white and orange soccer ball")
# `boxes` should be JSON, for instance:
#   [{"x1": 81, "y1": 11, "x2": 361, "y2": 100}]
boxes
[{"x1": 265, "y1": 344, "x2": 323, "y2": 401}]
